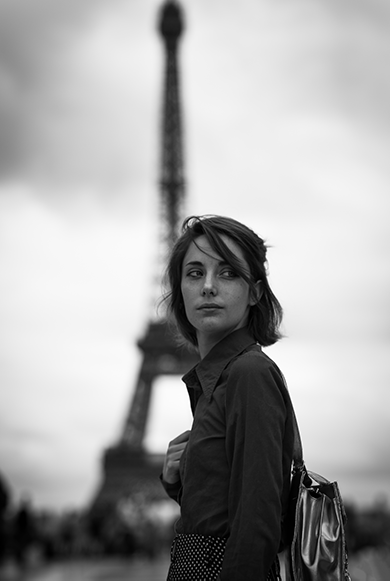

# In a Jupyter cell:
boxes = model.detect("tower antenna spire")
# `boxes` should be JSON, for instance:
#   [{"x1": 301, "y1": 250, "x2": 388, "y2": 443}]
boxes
[{"x1": 159, "y1": 0, "x2": 186, "y2": 254}]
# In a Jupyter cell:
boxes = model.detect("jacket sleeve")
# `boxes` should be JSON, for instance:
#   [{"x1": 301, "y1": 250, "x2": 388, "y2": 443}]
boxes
[
  {"x1": 220, "y1": 352, "x2": 287, "y2": 580},
  {"x1": 159, "y1": 474, "x2": 182, "y2": 504}
]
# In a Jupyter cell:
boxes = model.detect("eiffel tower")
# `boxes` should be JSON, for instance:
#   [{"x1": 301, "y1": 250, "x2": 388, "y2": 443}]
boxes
[{"x1": 91, "y1": 0, "x2": 198, "y2": 512}]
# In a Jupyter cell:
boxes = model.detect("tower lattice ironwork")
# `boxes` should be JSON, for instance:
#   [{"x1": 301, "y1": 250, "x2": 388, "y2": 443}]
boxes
[{"x1": 91, "y1": 0, "x2": 198, "y2": 511}]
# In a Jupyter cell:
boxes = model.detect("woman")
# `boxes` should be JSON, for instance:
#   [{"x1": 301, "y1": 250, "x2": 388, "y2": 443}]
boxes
[{"x1": 161, "y1": 215, "x2": 294, "y2": 580}]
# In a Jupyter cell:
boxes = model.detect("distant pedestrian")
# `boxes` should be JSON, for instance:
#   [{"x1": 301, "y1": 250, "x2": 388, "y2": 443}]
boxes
[
  {"x1": 14, "y1": 497, "x2": 35, "y2": 565},
  {"x1": 0, "y1": 473, "x2": 10, "y2": 563}
]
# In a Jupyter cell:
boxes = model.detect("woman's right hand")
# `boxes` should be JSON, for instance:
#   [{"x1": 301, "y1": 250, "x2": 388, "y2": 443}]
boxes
[{"x1": 162, "y1": 430, "x2": 191, "y2": 484}]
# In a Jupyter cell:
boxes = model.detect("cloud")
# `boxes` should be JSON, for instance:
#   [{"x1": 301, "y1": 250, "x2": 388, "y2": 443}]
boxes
[
  {"x1": 0, "y1": 0, "x2": 95, "y2": 175},
  {"x1": 0, "y1": 0, "x2": 161, "y2": 189}
]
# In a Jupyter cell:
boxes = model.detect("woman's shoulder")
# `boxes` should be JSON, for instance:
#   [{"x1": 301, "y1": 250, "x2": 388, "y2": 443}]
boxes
[
  {"x1": 230, "y1": 345, "x2": 281, "y2": 377},
  {"x1": 227, "y1": 346, "x2": 289, "y2": 402}
]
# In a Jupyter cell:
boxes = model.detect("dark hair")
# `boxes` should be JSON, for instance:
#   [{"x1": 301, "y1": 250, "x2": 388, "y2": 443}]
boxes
[{"x1": 163, "y1": 215, "x2": 283, "y2": 347}]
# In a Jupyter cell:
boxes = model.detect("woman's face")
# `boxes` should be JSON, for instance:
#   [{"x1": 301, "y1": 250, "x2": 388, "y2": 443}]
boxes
[{"x1": 181, "y1": 234, "x2": 257, "y2": 354}]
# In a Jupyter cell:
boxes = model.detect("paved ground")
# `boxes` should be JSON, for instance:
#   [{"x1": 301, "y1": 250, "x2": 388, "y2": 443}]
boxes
[
  {"x1": 1, "y1": 548, "x2": 390, "y2": 581},
  {"x1": 0, "y1": 556, "x2": 171, "y2": 581}
]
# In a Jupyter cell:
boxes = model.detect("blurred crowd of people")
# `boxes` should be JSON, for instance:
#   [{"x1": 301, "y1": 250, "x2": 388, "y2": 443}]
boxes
[
  {"x1": 345, "y1": 497, "x2": 390, "y2": 554},
  {"x1": 0, "y1": 471, "x2": 389, "y2": 571},
  {"x1": 0, "y1": 472, "x2": 177, "y2": 570}
]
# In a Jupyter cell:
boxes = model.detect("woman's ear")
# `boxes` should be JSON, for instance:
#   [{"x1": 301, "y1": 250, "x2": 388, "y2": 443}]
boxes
[{"x1": 250, "y1": 280, "x2": 263, "y2": 306}]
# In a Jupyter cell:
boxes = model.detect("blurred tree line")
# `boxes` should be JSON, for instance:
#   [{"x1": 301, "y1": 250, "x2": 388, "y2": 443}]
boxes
[{"x1": 0, "y1": 471, "x2": 389, "y2": 568}]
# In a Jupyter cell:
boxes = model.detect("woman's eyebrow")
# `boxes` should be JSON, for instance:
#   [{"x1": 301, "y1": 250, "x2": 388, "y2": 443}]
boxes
[{"x1": 184, "y1": 260, "x2": 204, "y2": 267}]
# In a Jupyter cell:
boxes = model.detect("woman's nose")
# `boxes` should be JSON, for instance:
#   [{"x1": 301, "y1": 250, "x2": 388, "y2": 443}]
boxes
[{"x1": 201, "y1": 274, "x2": 217, "y2": 296}]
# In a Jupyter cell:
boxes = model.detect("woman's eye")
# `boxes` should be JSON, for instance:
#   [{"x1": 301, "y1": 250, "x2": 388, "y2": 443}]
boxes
[
  {"x1": 221, "y1": 269, "x2": 237, "y2": 278},
  {"x1": 187, "y1": 270, "x2": 203, "y2": 278}
]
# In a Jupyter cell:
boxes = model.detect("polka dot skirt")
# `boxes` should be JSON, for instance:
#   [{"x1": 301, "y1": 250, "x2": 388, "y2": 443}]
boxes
[
  {"x1": 166, "y1": 533, "x2": 281, "y2": 580},
  {"x1": 167, "y1": 534, "x2": 226, "y2": 580}
]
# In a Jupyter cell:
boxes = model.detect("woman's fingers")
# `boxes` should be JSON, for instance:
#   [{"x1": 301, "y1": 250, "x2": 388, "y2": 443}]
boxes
[
  {"x1": 163, "y1": 430, "x2": 191, "y2": 484},
  {"x1": 169, "y1": 430, "x2": 191, "y2": 446}
]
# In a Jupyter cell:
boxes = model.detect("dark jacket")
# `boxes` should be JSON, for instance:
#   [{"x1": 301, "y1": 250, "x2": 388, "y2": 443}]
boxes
[{"x1": 162, "y1": 327, "x2": 294, "y2": 580}]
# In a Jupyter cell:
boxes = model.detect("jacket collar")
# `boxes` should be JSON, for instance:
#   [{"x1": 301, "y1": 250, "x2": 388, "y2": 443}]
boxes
[{"x1": 182, "y1": 327, "x2": 257, "y2": 402}]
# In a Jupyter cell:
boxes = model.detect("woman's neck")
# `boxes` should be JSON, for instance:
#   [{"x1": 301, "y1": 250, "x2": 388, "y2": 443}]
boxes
[{"x1": 197, "y1": 327, "x2": 241, "y2": 359}]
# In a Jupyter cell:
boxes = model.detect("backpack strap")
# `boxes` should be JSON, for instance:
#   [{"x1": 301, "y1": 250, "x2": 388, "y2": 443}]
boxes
[
  {"x1": 276, "y1": 368, "x2": 305, "y2": 472},
  {"x1": 291, "y1": 407, "x2": 305, "y2": 472}
]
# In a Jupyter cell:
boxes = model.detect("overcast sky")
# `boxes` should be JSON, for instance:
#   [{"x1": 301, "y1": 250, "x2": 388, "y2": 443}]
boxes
[{"x1": 0, "y1": 0, "x2": 389, "y2": 511}]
